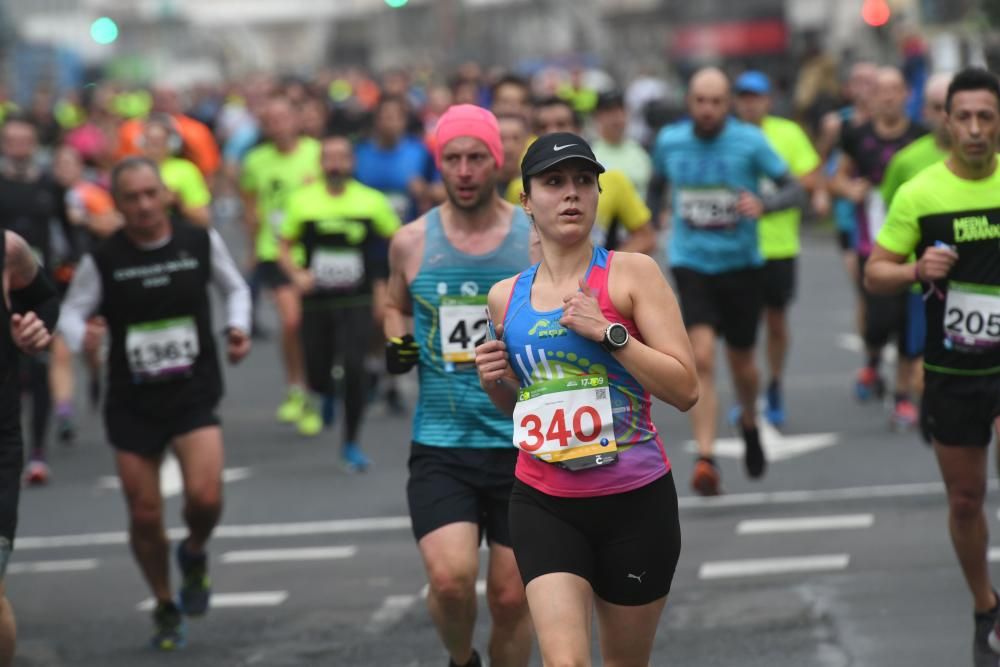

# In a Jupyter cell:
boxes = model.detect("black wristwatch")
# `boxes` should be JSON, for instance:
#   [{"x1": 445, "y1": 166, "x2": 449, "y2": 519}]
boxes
[{"x1": 602, "y1": 323, "x2": 629, "y2": 352}]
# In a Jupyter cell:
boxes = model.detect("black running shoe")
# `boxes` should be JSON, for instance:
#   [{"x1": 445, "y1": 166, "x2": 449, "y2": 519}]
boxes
[{"x1": 742, "y1": 424, "x2": 767, "y2": 479}]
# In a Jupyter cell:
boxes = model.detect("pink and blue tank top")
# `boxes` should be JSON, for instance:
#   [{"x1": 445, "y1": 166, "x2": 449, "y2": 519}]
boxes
[{"x1": 502, "y1": 246, "x2": 670, "y2": 498}]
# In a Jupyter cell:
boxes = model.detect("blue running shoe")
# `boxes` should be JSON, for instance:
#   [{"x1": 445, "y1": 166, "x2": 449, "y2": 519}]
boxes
[
  {"x1": 765, "y1": 383, "x2": 786, "y2": 427},
  {"x1": 727, "y1": 405, "x2": 742, "y2": 427},
  {"x1": 341, "y1": 442, "x2": 371, "y2": 473},
  {"x1": 321, "y1": 393, "x2": 337, "y2": 428},
  {"x1": 176, "y1": 540, "x2": 211, "y2": 617},
  {"x1": 151, "y1": 600, "x2": 186, "y2": 651}
]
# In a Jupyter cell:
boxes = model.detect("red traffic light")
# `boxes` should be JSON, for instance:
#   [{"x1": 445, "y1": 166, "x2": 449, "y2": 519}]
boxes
[{"x1": 862, "y1": 0, "x2": 891, "y2": 27}]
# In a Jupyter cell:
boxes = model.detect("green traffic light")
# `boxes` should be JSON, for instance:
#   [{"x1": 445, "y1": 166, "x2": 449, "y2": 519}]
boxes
[
  {"x1": 90, "y1": 17, "x2": 119, "y2": 45},
  {"x1": 385, "y1": 0, "x2": 408, "y2": 7}
]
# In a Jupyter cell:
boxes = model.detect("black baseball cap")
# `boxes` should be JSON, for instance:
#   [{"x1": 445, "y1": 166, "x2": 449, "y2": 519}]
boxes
[
  {"x1": 520, "y1": 132, "x2": 606, "y2": 180},
  {"x1": 595, "y1": 90, "x2": 625, "y2": 111}
]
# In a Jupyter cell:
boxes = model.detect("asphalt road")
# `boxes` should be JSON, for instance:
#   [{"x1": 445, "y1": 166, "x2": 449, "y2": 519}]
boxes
[{"x1": 8, "y1": 224, "x2": 996, "y2": 666}]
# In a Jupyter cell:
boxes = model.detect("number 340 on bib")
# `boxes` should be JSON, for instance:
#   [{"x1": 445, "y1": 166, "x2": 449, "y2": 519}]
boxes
[{"x1": 513, "y1": 375, "x2": 618, "y2": 465}]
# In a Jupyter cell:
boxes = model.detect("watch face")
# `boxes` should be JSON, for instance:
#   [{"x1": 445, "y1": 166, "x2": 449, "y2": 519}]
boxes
[{"x1": 609, "y1": 324, "x2": 628, "y2": 345}]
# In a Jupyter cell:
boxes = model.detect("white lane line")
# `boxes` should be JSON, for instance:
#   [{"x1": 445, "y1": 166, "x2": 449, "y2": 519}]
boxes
[
  {"x1": 737, "y1": 514, "x2": 875, "y2": 535},
  {"x1": 7, "y1": 559, "x2": 98, "y2": 574},
  {"x1": 987, "y1": 548, "x2": 1000, "y2": 562},
  {"x1": 679, "y1": 480, "x2": 981, "y2": 510},
  {"x1": 99, "y1": 462, "x2": 251, "y2": 499},
  {"x1": 136, "y1": 591, "x2": 288, "y2": 611},
  {"x1": 12, "y1": 478, "x2": 982, "y2": 552},
  {"x1": 17, "y1": 516, "x2": 411, "y2": 551},
  {"x1": 699, "y1": 554, "x2": 850, "y2": 580},
  {"x1": 367, "y1": 595, "x2": 418, "y2": 632},
  {"x1": 837, "y1": 333, "x2": 897, "y2": 363},
  {"x1": 420, "y1": 580, "x2": 487, "y2": 598},
  {"x1": 221, "y1": 546, "x2": 357, "y2": 564}
]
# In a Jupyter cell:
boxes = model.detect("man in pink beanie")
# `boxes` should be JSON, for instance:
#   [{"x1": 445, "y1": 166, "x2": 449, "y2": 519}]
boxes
[{"x1": 383, "y1": 101, "x2": 534, "y2": 667}]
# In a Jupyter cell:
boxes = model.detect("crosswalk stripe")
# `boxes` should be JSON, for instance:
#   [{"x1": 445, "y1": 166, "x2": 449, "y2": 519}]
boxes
[
  {"x1": 699, "y1": 554, "x2": 850, "y2": 580},
  {"x1": 221, "y1": 546, "x2": 357, "y2": 563},
  {"x1": 7, "y1": 559, "x2": 98, "y2": 574},
  {"x1": 136, "y1": 591, "x2": 288, "y2": 611},
  {"x1": 736, "y1": 514, "x2": 874, "y2": 535},
  {"x1": 367, "y1": 595, "x2": 418, "y2": 632}
]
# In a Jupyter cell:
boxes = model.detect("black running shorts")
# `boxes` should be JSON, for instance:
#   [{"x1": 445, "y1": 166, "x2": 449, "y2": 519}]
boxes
[
  {"x1": 921, "y1": 373, "x2": 1000, "y2": 448},
  {"x1": 407, "y1": 443, "x2": 518, "y2": 547},
  {"x1": 672, "y1": 267, "x2": 764, "y2": 350},
  {"x1": 508, "y1": 471, "x2": 681, "y2": 607},
  {"x1": 105, "y1": 401, "x2": 221, "y2": 459},
  {"x1": 254, "y1": 260, "x2": 291, "y2": 290},
  {"x1": 762, "y1": 258, "x2": 797, "y2": 310}
]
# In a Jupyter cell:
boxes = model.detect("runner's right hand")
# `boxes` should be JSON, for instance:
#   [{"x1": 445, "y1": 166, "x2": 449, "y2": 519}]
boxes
[
  {"x1": 291, "y1": 270, "x2": 315, "y2": 294},
  {"x1": 917, "y1": 246, "x2": 958, "y2": 282},
  {"x1": 386, "y1": 334, "x2": 419, "y2": 374},
  {"x1": 475, "y1": 324, "x2": 517, "y2": 388}
]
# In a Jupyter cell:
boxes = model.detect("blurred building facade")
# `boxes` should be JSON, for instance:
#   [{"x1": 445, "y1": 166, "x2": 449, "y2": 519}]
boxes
[{"x1": 0, "y1": 0, "x2": 990, "y2": 92}]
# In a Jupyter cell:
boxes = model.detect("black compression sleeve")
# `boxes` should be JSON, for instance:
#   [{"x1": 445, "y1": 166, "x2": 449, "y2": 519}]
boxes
[{"x1": 11, "y1": 270, "x2": 59, "y2": 334}]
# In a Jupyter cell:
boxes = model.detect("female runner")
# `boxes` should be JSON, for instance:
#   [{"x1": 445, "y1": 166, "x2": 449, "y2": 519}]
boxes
[{"x1": 475, "y1": 132, "x2": 699, "y2": 666}]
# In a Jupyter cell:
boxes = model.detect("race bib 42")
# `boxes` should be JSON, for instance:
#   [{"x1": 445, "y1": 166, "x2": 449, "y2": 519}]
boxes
[{"x1": 439, "y1": 296, "x2": 488, "y2": 364}]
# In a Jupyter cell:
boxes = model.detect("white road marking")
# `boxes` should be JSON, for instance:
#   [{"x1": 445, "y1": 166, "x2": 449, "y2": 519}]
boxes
[
  {"x1": 136, "y1": 591, "x2": 288, "y2": 611},
  {"x1": 737, "y1": 514, "x2": 875, "y2": 535},
  {"x1": 13, "y1": 479, "x2": 981, "y2": 552},
  {"x1": 367, "y1": 595, "x2": 418, "y2": 632},
  {"x1": 679, "y1": 480, "x2": 974, "y2": 510},
  {"x1": 17, "y1": 516, "x2": 411, "y2": 550},
  {"x1": 99, "y1": 457, "x2": 251, "y2": 499},
  {"x1": 420, "y1": 580, "x2": 486, "y2": 598},
  {"x1": 987, "y1": 547, "x2": 1000, "y2": 563},
  {"x1": 7, "y1": 559, "x2": 98, "y2": 574},
  {"x1": 837, "y1": 333, "x2": 897, "y2": 363},
  {"x1": 699, "y1": 554, "x2": 850, "y2": 580},
  {"x1": 221, "y1": 546, "x2": 357, "y2": 563},
  {"x1": 685, "y1": 417, "x2": 838, "y2": 463}
]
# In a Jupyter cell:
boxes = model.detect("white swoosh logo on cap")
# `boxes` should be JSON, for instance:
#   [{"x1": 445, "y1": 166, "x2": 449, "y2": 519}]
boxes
[{"x1": 552, "y1": 144, "x2": 578, "y2": 152}]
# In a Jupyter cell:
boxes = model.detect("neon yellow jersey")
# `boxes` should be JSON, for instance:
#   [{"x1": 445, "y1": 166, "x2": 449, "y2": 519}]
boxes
[
  {"x1": 877, "y1": 161, "x2": 1000, "y2": 376},
  {"x1": 240, "y1": 138, "x2": 322, "y2": 261},
  {"x1": 758, "y1": 116, "x2": 820, "y2": 260},
  {"x1": 505, "y1": 169, "x2": 649, "y2": 247},
  {"x1": 880, "y1": 134, "x2": 947, "y2": 207},
  {"x1": 161, "y1": 157, "x2": 211, "y2": 210}
]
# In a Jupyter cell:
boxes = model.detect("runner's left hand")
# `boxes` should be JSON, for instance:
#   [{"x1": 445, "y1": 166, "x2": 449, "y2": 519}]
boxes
[{"x1": 560, "y1": 278, "x2": 611, "y2": 343}]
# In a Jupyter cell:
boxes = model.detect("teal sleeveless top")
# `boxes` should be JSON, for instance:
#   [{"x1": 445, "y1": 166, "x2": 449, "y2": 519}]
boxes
[{"x1": 410, "y1": 206, "x2": 532, "y2": 448}]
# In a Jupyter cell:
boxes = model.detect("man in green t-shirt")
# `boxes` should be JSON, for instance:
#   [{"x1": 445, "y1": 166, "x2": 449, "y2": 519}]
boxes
[
  {"x1": 881, "y1": 72, "x2": 954, "y2": 207},
  {"x1": 240, "y1": 96, "x2": 322, "y2": 431},
  {"x1": 866, "y1": 68, "x2": 1000, "y2": 666},
  {"x1": 734, "y1": 71, "x2": 822, "y2": 427},
  {"x1": 140, "y1": 114, "x2": 212, "y2": 228},
  {"x1": 278, "y1": 136, "x2": 400, "y2": 468}
]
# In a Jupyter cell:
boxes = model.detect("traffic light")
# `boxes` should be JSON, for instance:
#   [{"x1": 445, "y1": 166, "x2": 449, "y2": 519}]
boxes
[
  {"x1": 385, "y1": 0, "x2": 409, "y2": 7},
  {"x1": 90, "y1": 17, "x2": 119, "y2": 45},
  {"x1": 861, "y1": 0, "x2": 891, "y2": 27}
]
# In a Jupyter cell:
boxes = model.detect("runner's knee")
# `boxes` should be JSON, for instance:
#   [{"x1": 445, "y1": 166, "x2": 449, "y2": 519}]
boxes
[
  {"x1": 486, "y1": 580, "x2": 527, "y2": 624},
  {"x1": 948, "y1": 487, "x2": 986, "y2": 522}
]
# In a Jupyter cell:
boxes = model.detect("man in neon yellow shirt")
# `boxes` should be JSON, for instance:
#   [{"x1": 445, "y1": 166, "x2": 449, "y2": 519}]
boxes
[
  {"x1": 278, "y1": 136, "x2": 400, "y2": 463},
  {"x1": 240, "y1": 96, "x2": 322, "y2": 431},
  {"x1": 734, "y1": 71, "x2": 822, "y2": 426},
  {"x1": 865, "y1": 68, "x2": 1000, "y2": 666},
  {"x1": 140, "y1": 114, "x2": 211, "y2": 227},
  {"x1": 881, "y1": 73, "x2": 954, "y2": 207}
]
